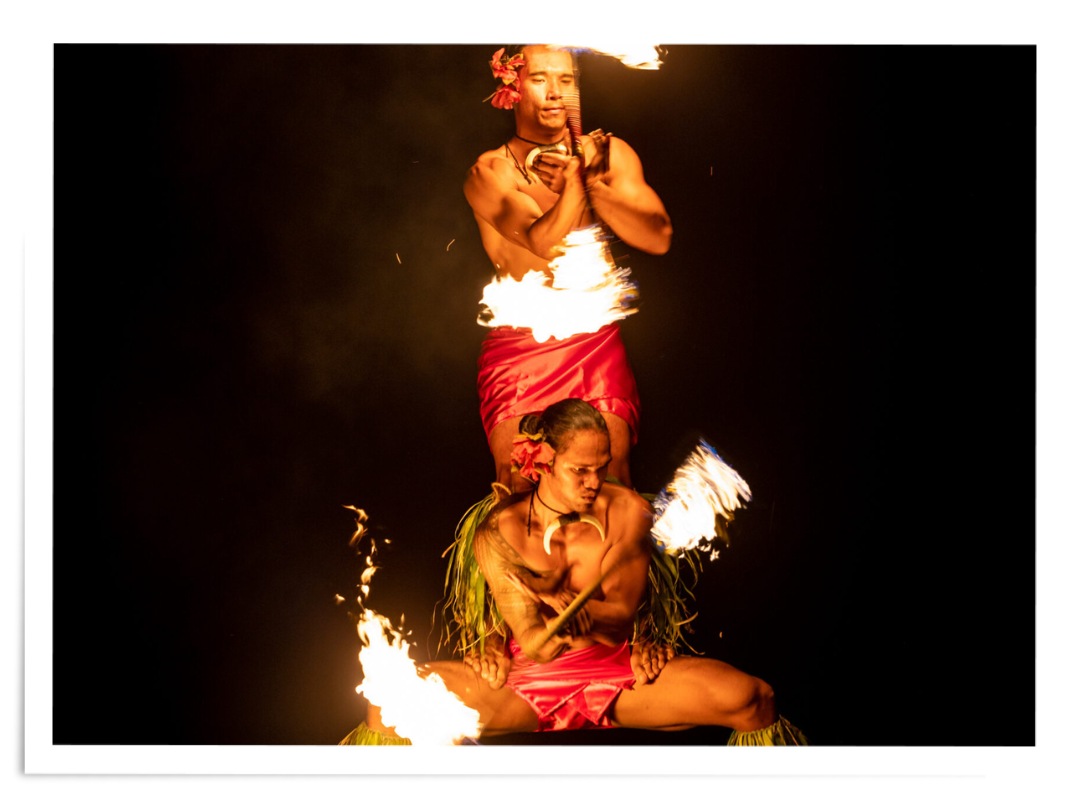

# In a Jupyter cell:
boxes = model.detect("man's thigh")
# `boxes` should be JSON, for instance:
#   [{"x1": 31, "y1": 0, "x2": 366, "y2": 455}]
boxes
[
  {"x1": 609, "y1": 656, "x2": 763, "y2": 731},
  {"x1": 418, "y1": 660, "x2": 539, "y2": 736}
]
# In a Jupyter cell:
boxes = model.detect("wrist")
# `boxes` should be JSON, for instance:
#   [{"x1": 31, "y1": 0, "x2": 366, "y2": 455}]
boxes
[{"x1": 562, "y1": 174, "x2": 587, "y2": 204}]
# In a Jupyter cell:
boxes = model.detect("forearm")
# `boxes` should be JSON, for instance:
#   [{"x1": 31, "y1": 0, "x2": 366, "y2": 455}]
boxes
[
  {"x1": 588, "y1": 180, "x2": 672, "y2": 255},
  {"x1": 524, "y1": 180, "x2": 589, "y2": 260},
  {"x1": 474, "y1": 522, "x2": 568, "y2": 664},
  {"x1": 516, "y1": 620, "x2": 569, "y2": 663},
  {"x1": 486, "y1": 581, "x2": 567, "y2": 662},
  {"x1": 577, "y1": 528, "x2": 651, "y2": 645},
  {"x1": 581, "y1": 596, "x2": 637, "y2": 646}
]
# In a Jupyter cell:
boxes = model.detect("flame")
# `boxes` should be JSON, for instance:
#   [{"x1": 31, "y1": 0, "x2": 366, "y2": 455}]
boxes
[
  {"x1": 478, "y1": 224, "x2": 638, "y2": 342},
  {"x1": 345, "y1": 505, "x2": 370, "y2": 549},
  {"x1": 353, "y1": 609, "x2": 481, "y2": 746},
  {"x1": 650, "y1": 441, "x2": 752, "y2": 557},
  {"x1": 557, "y1": 44, "x2": 664, "y2": 70},
  {"x1": 344, "y1": 506, "x2": 482, "y2": 745}
]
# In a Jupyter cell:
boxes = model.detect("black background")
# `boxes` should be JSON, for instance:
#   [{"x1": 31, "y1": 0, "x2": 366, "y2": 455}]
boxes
[{"x1": 53, "y1": 44, "x2": 1032, "y2": 746}]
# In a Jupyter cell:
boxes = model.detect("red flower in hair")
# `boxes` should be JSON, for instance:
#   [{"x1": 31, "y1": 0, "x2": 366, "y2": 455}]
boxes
[
  {"x1": 511, "y1": 433, "x2": 555, "y2": 483},
  {"x1": 490, "y1": 48, "x2": 525, "y2": 83},
  {"x1": 490, "y1": 84, "x2": 522, "y2": 110},
  {"x1": 484, "y1": 48, "x2": 525, "y2": 109}
]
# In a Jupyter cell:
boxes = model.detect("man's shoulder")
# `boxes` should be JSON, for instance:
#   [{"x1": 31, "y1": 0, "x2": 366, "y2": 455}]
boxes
[
  {"x1": 603, "y1": 480, "x2": 652, "y2": 506},
  {"x1": 473, "y1": 143, "x2": 506, "y2": 163},
  {"x1": 602, "y1": 482, "x2": 655, "y2": 529},
  {"x1": 606, "y1": 135, "x2": 644, "y2": 175},
  {"x1": 478, "y1": 490, "x2": 529, "y2": 535},
  {"x1": 468, "y1": 146, "x2": 515, "y2": 179},
  {"x1": 465, "y1": 146, "x2": 519, "y2": 199},
  {"x1": 474, "y1": 492, "x2": 531, "y2": 567}
]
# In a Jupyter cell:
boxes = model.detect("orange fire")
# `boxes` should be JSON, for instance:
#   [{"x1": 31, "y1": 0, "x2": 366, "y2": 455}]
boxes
[
  {"x1": 344, "y1": 506, "x2": 482, "y2": 745},
  {"x1": 650, "y1": 441, "x2": 752, "y2": 559},
  {"x1": 557, "y1": 44, "x2": 664, "y2": 70},
  {"x1": 352, "y1": 610, "x2": 481, "y2": 746},
  {"x1": 478, "y1": 223, "x2": 638, "y2": 342}
]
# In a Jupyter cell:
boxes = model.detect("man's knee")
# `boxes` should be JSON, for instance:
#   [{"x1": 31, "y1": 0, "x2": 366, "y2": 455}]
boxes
[
  {"x1": 739, "y1": 678, "x2": 777, "y2": 731},
  {"x1": 713, "y1": 675, "x2": 777, "y2": 732}
]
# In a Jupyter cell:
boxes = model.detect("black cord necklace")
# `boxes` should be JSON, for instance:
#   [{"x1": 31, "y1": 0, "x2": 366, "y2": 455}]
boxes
[
  {"x1": 528, "y1": 486, "x2": 571, "y2": 538},
  {"x1": 504, "y1": 143, "x2": 533, "y2": 184},
  {"x1": 534, "y1": 488, "x2": 569, "y2": 515},
  {"x1": 514, "y1": 133, "x2": 561, "y2": 147},
  {"x1": 527, "y1": 489, "x2": 535, "y2": 537},
  {"x1": 528, "y1": 482, "x2": 606, "y2": 554}
]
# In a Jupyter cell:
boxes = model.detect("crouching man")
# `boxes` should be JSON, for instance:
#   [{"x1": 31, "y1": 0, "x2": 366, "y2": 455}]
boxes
[{"x1": 346, "y1": 399, "x2": 806, "y2": 745}]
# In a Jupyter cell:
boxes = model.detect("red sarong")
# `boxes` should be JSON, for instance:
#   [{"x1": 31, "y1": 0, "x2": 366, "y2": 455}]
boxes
[
  {"x1": 477, "y1": 323, "x2": 641, "y2": 448},
  {"x1": 505, "y1": 639, "x2": 636, "y2": 732}
]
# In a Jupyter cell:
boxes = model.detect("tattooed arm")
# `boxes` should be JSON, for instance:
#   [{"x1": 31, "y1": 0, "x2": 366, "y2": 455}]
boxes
[{"x1": 473, "y1": 507, "x2": 572, "y2": 664}]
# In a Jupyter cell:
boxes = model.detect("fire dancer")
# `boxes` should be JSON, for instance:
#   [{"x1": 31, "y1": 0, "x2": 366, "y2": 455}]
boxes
[
  {"x1": 346, "y1": 399, "x2": 806, "y2": 745},
  {"x1": 467, "y1": 45, "x2": 672, "y2": 492}
]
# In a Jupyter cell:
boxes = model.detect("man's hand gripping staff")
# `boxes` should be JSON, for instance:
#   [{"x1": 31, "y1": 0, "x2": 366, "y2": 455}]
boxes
[{"x1": 505, "y1": 554, "x2": 673, "y2": 687}]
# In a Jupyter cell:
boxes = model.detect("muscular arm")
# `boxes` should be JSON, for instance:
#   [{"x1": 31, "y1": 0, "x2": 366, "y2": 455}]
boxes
[
  {"x1": 464, "y1": 156, "x2": 589, "y2": 262},
  {"x1": 534, "y1": 136, "x2": 671, "y2": 255},
  {"x1": 578, "y1": 493, "x2": 654, "y2": 646},
  {"x1": 473, "y1": 507, "x2": 571, "y2": 663},
  {"x1": 586, "y1": 137, "x2": 672, "y2": 255}
]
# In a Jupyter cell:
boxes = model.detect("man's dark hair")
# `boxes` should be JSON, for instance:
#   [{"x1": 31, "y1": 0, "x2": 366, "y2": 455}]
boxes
[{"x1": 519, "y1": 398, "x2": 608, "y2": 453}]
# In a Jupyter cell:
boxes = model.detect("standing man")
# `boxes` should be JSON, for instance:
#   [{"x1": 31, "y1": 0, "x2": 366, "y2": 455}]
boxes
[{"x1": 466, "y1": 45, "x2": 672, "y2": 492}]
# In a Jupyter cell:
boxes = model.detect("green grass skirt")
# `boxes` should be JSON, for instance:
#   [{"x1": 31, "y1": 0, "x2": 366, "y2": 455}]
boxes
[
  {"x1": 338, "y1": 722, "x2": 412, "y2": 746},
  {"x1": 727, "y1": 716, "x2": 809, "y2": 746}
]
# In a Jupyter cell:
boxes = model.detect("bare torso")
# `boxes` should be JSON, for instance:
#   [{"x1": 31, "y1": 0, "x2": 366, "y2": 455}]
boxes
[
  {"x1": 466, "y1": 131, "x2": 651, "y2": 490},
  {"x1": 471, "y1": 136, "x2": 602, "y2": 282},
  {"x1": 486, "y1": 480, "x2": 651, "y2": 652}
]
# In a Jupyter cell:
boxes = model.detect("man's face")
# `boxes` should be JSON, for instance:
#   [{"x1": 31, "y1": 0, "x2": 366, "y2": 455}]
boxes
[
  {"x1": 515, "y1": 46, "x2": 575, "y2": 134},
  {"x1": 545, "y1": 428, "x2": 611, "y2": 514}
]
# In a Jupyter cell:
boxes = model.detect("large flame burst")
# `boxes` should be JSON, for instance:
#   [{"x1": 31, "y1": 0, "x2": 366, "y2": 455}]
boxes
[
  {"x1": 650, "y1": 442, "x2": 752, "y2": 560},
  {"x1": 344, "y1": 506, "x2": 481, "y2": 745},
  {"x1": 478, "y1": 224, "x2": 638, "y2": 342}
]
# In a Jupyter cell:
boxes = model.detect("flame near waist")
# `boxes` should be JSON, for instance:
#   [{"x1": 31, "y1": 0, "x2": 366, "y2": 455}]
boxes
[{"x1": 478, "y1": 224, "x2": 639, "y2": 343}]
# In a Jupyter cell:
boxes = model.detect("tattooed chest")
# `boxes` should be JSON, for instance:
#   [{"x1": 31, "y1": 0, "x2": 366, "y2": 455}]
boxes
[{"x1": 524, "y1": 542, "x2": 607, "y2": 594}]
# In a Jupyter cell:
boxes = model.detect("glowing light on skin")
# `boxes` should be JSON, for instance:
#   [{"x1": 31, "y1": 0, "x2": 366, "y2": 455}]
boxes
[
  {"x1": 477, "y1": 45, "x2": 660, "y2": 340},
  {"x1": 477, "y1": 223, "x2": 638, "y2": 343},
  {"x1": 650, "y1": 441, "x2": 752, "y2": 558},
  {"x1": 344, "y1": 507, "x2": 482, "y2": 745},
  {"x1": 542, "y1": 443, "x2": 750, "y2": 645}
]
